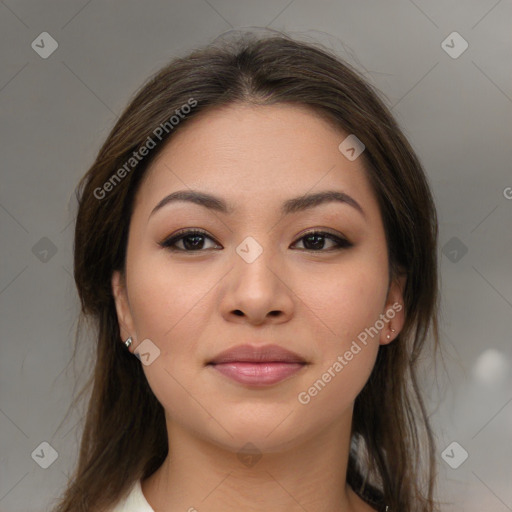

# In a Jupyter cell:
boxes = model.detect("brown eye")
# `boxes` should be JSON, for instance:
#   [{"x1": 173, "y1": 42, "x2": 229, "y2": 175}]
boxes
[
  {"x1": 160, "y1": 229, "x2": 352, "y2": 253},
  {"x1": 160, "y1": 229, "x2": 221, "y2": 252},
  {"x1": 292, "y1": 231, "x2": 353, "y2": 251}
]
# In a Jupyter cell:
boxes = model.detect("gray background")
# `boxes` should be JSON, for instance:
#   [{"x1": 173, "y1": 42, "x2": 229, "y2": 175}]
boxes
[{"x1": 1, "y1": 1, "x2": 511, "y2": 511}]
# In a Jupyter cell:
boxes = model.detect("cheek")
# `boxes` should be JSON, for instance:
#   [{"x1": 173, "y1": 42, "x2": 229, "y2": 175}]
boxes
[
  {"x1": 125, "y1": 258, "x2": 215, "y2": 427},
  {"x1": 293, "y1": 251, "x2": 388, "y2": 401},
  {"x1": 294, "y1": 267, "x2": 387, "y2": 415},
  {"x1": 298, "y1": 258, "x2": 389, "y2": 343},
  {"x1": 296, "y1": 344, "x2": 378, "y2": 423},
  {"x1": 126, "y1": 252, "x2": 215, "y2": 347}
]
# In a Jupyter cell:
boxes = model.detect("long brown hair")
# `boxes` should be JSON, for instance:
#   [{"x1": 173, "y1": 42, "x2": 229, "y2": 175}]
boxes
[{"x1": 52, "y1": 31, "x2": 442, "y2": 512}]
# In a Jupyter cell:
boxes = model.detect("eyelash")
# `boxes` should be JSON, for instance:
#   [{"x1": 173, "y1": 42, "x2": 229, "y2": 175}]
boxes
[{"x1": 159, "y1": 228, "x2": 353, "y2": 253}]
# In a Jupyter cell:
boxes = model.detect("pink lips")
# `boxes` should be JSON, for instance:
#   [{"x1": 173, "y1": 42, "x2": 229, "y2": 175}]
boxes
[{"x1": 207, "y1": 344, "x2": 307, "y2": 387}]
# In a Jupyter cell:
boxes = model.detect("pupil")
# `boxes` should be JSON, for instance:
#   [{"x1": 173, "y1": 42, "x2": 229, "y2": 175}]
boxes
[
  {"x1": 305, "y1": 234, "x2": 324, "y2": 250},
  {"x1": 181, "y1": 233, "x2": 328, "y2": 251},
  {"x1": 184, "y1": 235, "x2": 204, "y2": 250}
]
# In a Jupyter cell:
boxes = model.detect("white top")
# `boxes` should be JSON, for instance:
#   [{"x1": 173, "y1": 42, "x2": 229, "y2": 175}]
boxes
[{"x1": 109, "y1": 479, "x2": 155, "y2": 512}]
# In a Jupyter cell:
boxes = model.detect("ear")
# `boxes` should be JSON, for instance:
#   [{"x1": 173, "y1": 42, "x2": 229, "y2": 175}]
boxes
[
  {"x1": 379, "y1": 271, "x2": 407, "y2": 346},
  {"x1": 111, "y1": 270, "x2": 136, "y2": 349}
]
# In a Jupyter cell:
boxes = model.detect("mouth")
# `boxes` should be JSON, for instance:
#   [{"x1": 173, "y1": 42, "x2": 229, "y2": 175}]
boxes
[{"x1": 206, "y1": 344, "x2": 308, "y2": 387}]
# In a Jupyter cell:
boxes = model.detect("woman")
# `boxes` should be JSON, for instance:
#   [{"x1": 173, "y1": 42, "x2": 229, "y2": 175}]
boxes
[{"x1": 53, "y1": 31, "x2": 442, "y2": 512}]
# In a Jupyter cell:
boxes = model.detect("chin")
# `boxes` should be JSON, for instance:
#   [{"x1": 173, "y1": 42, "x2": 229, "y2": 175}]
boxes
[{"x1": 198, "y1": 408, "x2": 311, "y2": 455}]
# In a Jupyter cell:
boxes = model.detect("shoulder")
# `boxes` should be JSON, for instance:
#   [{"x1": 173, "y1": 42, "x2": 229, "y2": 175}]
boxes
[{"x1": 107, "y1": 479, "x2": 155, "y2": 512}]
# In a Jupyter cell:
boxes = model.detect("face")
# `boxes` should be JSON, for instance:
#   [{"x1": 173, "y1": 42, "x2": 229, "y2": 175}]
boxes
[{"x1": 112, "y1": 103, "x2": 405, "y2": 453}]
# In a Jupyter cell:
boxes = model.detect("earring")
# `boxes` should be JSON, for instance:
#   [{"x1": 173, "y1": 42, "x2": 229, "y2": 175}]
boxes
[
  {"x1": 386, "y1": 328, "x2": 396, "y2": 340},
  {"x1": 124, "y1": 337, "x2": 133, "y2": 349}
]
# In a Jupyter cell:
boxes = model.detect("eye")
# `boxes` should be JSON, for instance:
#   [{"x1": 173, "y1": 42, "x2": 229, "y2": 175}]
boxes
[
  {"x1": 291, "y1": 230, "x2": 353, "y2": 252},
  {"x1": 159, "y1": 229, "x2": 221, "y2": 252},
  {"x1": 160, "y1": 228, "x2": 353, "y2": 253}
]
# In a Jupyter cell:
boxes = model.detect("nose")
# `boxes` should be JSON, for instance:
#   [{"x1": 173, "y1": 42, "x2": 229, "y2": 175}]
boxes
[{"x1": 221, "y1": 242, "x2": 294, "y2": 325}]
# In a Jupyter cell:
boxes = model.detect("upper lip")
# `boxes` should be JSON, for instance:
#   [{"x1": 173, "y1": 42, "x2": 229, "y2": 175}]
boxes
[{"x1": 208, "y1": 344, "x2": 307, "y2": 365}]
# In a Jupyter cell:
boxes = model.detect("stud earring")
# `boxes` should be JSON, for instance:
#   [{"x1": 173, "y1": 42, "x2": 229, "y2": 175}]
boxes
[
  {"x1": 386, "y1": 328, "x2": 396, "y2": 340},
  {"x1": 124, "y1": 337, "x2": 133, "y2": 349}
]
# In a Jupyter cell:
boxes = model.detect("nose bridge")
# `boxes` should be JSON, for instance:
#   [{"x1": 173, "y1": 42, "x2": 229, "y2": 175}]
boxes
[
  {"x1": 223, "y1": 232, "x2": 292, "y2": 321},
  {"x1": 233, "y1": 233, "x2": 279, "y2": 287}
]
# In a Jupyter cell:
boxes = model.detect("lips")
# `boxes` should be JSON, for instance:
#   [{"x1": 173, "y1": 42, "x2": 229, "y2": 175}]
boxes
[
  {"x1": 207, "y1": 344, "x2": 307, "y2": 365},
  {"x1": 207, "y1": 344, "x2": 308, "y2": 387}
]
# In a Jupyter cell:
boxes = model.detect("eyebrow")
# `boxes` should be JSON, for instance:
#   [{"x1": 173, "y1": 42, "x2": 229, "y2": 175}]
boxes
[{"x1": 149, "y1": 189, "x2": 366, "y2": 219}]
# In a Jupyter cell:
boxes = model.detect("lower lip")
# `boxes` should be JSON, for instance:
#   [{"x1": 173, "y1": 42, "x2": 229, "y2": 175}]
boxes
[{"x1": 208, "y1": 362, "x2": 306, "y2": 386}]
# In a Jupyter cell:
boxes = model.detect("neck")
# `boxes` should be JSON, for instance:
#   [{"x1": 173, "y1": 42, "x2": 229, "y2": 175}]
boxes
[{"x1": 141, "y1": 407, "x2": 374, "y2": 512}]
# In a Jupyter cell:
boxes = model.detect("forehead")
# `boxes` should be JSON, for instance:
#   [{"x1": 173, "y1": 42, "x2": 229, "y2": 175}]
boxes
[{"x1": 133, "y1": 103, "x2": 379, "y2": 220}]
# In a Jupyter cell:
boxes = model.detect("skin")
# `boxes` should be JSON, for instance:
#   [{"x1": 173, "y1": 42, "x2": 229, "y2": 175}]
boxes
[{"x1": 111, "y1": 103, "x2": 406, "y2": 512}]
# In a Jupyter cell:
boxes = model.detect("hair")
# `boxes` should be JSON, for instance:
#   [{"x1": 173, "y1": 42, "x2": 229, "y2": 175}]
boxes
[{"x1": 52, "y1": 30, "x2": 442, "y2": 512}]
